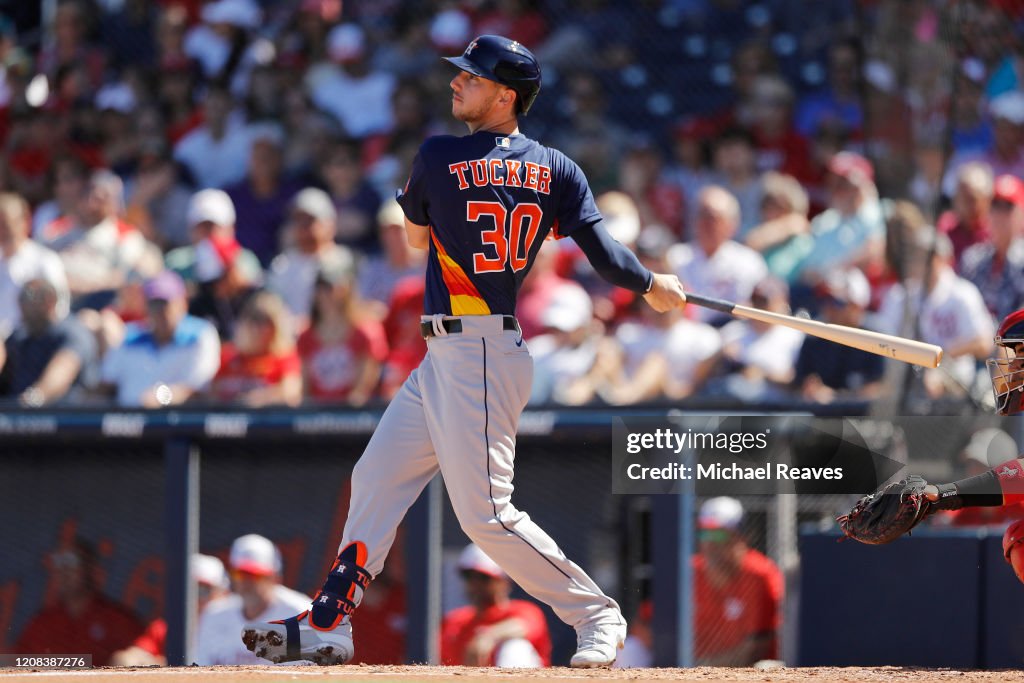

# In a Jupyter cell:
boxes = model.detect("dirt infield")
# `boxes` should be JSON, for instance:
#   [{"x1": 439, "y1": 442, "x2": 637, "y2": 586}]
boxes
[{"x1": 2, "y1": 665, "x2": 1024, "y2": 683}]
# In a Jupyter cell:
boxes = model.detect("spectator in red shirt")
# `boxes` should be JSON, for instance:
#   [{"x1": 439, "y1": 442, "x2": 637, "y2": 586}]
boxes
[
  {"x1": 937, "y1": 161, "x2": 994, "y2": 266},
  {"x1": 209, "y1": 291, "x2": 302, "y2": 407},
  {"x1": 298, "y1": 263, "x2": 388, "y2": 405},
  {"x1": 693, "y1": 497, "x2": 783, "y2": 666},
  {"x1": 441, "y1": 544, "x2": 551, "y2": 667},
  {"x1": 15, "y1": 538, "x2": 144, "y2": 666},
  {"x1": 109, "y1": 554, "x2": 230, "y2": 666},
  {"x1": 748, "y1": 76, "x2": 813, "y2": 184},
  {"x1": 380, "y1": 275, "x2": 427, "y2": 400}
]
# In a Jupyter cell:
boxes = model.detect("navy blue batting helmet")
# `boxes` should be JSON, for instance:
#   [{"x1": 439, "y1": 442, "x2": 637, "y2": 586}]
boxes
[{"x1": 443, "y1": 35, "x2": 542, "y2": 115}]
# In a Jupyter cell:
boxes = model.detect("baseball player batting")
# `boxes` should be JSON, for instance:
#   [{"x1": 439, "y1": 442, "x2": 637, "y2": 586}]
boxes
[
  {"x1": 839, "y1": 307, "x2": 1024, "y2": 582},
  {"x1": 241, "y1": 35, "x2": 687, "y2": 668}
]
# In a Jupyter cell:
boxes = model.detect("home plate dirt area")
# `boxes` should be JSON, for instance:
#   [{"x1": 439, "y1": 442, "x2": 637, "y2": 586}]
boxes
[{"x1": 2, "y1": 665, "x2": 1024, "y2": 683}]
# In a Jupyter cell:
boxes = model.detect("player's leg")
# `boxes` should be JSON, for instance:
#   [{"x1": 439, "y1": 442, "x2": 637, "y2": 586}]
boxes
[
  {"x1": 423, "y1": 324, "x2": 626, "y2": 667},
  {"x1": 242, "y1": 361, "x2": 440, "y2": 665}
]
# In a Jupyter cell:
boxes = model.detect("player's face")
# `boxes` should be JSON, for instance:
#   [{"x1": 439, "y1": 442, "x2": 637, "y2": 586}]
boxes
[
  {"x1": 461, "y1": 569, "x2": 508, "y2": 608},
  {"x1": 450, "y1": 71, "x2": 504, "y2": 123},
  {"x1": 989, "y1": 342, "x2": 1024, "y2": 414}
]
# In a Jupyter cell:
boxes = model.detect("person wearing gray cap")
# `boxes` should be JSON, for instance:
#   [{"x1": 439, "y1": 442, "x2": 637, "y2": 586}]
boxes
[
  {"x1": 267, "y1": 188, "x2": 355, "y2": 329},
  {"x1": 96, "y1": 270, "x2": 220, "y2": 407}
]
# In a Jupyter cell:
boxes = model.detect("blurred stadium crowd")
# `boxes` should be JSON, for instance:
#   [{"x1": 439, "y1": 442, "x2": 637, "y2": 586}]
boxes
[{"x1": 0, "y1": 0, "x2": 1021, "y2": 410}]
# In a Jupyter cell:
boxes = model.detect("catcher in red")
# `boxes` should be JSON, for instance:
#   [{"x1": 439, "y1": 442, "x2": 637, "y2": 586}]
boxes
[{"x1": 838, "y1": 308, "x2": 1024, "y2": 581}]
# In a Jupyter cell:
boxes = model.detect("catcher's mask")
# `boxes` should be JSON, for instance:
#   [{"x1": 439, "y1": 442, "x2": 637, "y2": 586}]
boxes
[{"x1": 988, "y1": 308, "x2": 1024, "y2": 415}]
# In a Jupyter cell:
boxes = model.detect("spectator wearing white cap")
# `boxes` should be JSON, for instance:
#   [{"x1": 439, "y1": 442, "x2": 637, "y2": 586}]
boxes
[
  {"x1": 943, "y1": 91, "x2": 1024, "y2": 198},
  {"x1": 268, "y1": 187, "x2": 355, "y2": 329},
  {"x1": 693, "y1": 497, "x2": 783, "y2": 666},
  {"x1": 357, "y1": 199, "x2": 426, "y2": 313},
  {"x1": 528, "y1": 282, "x2": 618, "y2": 405},
  {"x1": 795, "y1": 267, "x2": 884, "y2": 404},
  {"x1": 165, "y1": 189, "x2": 263, "y2": 287},
  {"x1": 306, "y1": 23, "x2": 396, "y2": 138},
  {"x1": 195, "y1": 534, "x2": 311, "y2": 665},
  {"x1": 440, "y1": 544, "x2": 551, "y2": 667},
  {"x1": 173, "y1": 84, "x2": 255, "y2": 189},
  {"x1": 97, "y1": 270, "x2": 220, "y2": 407},
  {"x1": 875, "y1": 230, "x2": 994, "y2": 399},
  {"x1": 110, "y1": 554, "x2": 230, "y2": 666},
  {"x1": 225, "y1": 125, "x2": 305, "y2": 266}
]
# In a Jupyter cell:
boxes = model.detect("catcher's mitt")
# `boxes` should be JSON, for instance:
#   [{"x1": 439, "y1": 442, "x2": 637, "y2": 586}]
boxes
[{"x1": 836, "y1": 475, "x2": 936, "y2": 545}]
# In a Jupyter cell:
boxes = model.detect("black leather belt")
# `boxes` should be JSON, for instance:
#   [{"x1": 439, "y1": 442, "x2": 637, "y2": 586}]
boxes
[{"x1": 421, "y1": 315, "x2": 520, "y2": 338}]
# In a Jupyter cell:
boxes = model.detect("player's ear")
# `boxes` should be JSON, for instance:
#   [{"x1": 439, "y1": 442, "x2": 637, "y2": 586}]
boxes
[{"x1": 502, "y1": 87, "x2": 517, "y2": 110}]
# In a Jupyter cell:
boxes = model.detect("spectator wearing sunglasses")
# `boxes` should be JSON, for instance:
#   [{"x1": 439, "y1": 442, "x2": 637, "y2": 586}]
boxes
[
  {"x1": 96, "y1": 270, "x2": 220, "y2": 407},
  {"x1": 441, "y1": 544, "x2": 551, "y2": 667},
  {"x1": 207, "y1": 291, "x2": 302, "y2": 407}
]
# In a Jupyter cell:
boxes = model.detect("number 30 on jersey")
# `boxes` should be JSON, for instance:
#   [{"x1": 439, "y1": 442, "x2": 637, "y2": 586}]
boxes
[{"x1": 469, "y1": 201, "x2": 543, "y2": 274}]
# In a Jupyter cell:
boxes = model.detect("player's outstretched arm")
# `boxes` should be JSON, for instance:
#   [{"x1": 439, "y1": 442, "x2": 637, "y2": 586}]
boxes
[
  {"x1": 922, "y1": 457, "x2": 1024, "y2": 509},
  {"x1": 571, "y1": 222, "x2": 685, "y2": 311},
  {"x1": 642, "y1": 273, "x2": 688, "y2": 313}
]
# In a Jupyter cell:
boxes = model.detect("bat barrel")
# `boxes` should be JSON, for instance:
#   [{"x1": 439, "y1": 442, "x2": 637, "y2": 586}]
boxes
[{"x1": 684, "y1": 293, "x2": 943, "y2": 369}]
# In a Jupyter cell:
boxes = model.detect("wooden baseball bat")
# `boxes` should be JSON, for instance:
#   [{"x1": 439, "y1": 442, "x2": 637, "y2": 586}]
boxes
[{"x1": 686, "y1": 293, "x2": 943, "y2": 369}]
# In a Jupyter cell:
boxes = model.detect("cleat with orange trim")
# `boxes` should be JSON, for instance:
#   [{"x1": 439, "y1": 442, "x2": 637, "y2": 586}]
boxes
[{"x1": 241, "y1": 542, "x2": 369, "y2": 666}]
